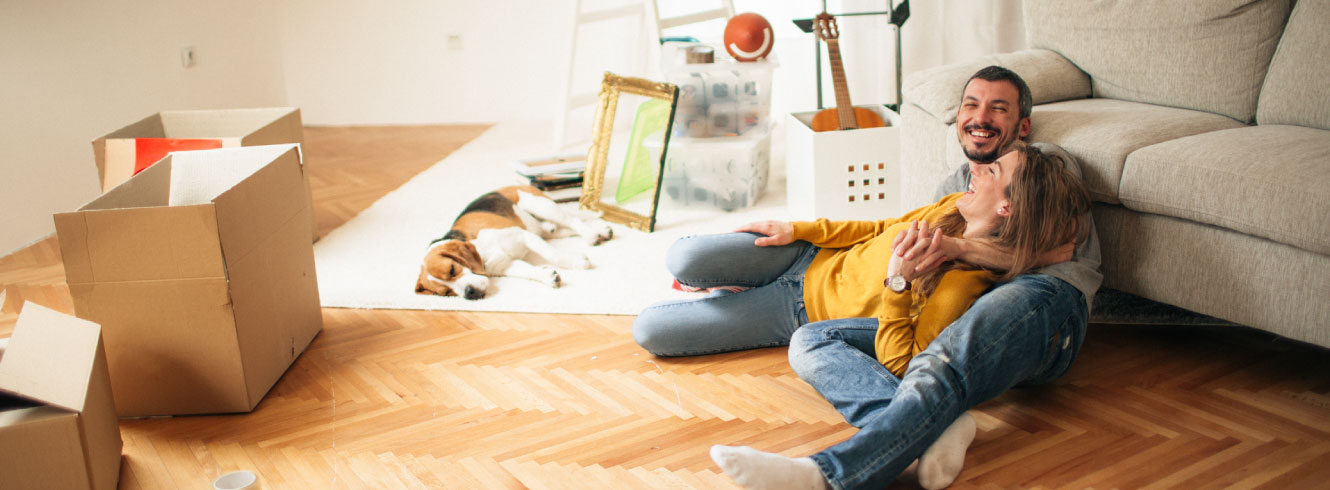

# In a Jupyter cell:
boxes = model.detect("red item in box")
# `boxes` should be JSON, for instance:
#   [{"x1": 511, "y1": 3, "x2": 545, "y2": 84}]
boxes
[{"x1": 134, "y1": 138, "x2": 223, "y2": 175}]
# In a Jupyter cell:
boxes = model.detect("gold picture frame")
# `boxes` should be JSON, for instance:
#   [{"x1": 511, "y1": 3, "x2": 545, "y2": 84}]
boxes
[{"x1": 579, "y1": 72, "x2": 678, "y2": 232}]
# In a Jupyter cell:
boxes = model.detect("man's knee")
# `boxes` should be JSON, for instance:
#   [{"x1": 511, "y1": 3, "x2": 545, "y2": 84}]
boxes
[{"x1": 787, "y1": 326, "x2": 820, "y2": 374}]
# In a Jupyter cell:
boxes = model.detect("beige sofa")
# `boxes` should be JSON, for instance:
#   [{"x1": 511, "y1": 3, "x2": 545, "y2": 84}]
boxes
[{"x1": 898, "y1": 0, "x2": 1330, "y2": 348}]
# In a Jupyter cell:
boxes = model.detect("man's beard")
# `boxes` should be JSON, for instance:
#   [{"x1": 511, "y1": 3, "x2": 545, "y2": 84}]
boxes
[
  {"x1": 961, "y1": 123, "x2": 1010, "y2": 163},
  {"x1": 963, "y1": 145, "x2": 1001, "y2": 163}
]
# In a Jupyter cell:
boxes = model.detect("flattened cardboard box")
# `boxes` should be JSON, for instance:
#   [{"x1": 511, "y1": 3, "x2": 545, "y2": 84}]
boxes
[
  {"x1": 91, "y1": 107, "x2": 317, "y2": 240},
  {"x1": 55, "y1": 144, "x2": 323, "y2": 417},
  {"x1": 0, "y1": 302, "x2": 122, "y2": 490}
]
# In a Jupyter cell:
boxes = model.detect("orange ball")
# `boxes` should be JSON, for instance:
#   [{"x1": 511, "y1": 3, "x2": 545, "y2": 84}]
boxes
[{"x1": 724, "y1": 12, "x2": 773, "y2": 62}]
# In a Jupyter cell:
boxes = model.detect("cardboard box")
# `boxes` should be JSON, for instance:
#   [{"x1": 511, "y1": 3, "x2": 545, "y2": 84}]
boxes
[
  {"x1": 786, "y1": 106, "x2": 904, "y2": 221},
  {"x1": 91, "y1": 107, "x2": 317, "y2": 239},
  {"x1": 0, "y1": 302, "x2": 122, "y2": 490},
  {"x1": 54, "y1": 144, "x2": 323, "y2": 416}
]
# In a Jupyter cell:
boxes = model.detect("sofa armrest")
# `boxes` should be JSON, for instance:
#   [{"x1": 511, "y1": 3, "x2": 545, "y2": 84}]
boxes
[{"x1": 902, "y1": 49, "x2": 1091, "y2": 125}]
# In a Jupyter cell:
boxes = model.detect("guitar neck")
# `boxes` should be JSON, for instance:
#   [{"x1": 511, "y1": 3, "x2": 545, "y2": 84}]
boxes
[{"x1": 824, "y1": 38, "x2": 857, "y2": 130}]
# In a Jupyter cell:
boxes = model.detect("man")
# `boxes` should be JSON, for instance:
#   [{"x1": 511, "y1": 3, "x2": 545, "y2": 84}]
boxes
[{"x1": 708, "y1": 66, "x2": 1102, "y2": 489}]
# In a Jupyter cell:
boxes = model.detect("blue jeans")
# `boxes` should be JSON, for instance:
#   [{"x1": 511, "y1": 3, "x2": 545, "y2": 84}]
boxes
[
  {"x1": 788, "y1": 274, "x2": 1088, "y2": 490},
  {"x1": 633, "y1": 232, "x2": 819, "y2": 356}
]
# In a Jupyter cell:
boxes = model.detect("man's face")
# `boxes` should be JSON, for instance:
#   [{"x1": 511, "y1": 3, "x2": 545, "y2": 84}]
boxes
[{"x1": 956, "y1": 78, "x2": 1030, "y2": 165}]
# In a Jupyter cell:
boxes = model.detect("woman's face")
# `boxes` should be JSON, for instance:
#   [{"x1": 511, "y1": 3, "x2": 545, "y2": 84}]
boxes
[{"x1": 957, "y1": 149, "x2": 1023, "y2": 237}]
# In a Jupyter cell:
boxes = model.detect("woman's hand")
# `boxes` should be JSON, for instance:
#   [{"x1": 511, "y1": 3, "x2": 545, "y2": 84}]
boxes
[
  {"x1": 888, "y1": 220, "x2": 944, "y2": 282},
  {"x1": 735, "y1": 220, "x2": 794, "y2": 247}
]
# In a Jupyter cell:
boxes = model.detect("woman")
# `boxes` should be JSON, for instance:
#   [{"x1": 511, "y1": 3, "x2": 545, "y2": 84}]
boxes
[{"x1": 634, "y1": 144, "x2": 1092, "y2": 489}]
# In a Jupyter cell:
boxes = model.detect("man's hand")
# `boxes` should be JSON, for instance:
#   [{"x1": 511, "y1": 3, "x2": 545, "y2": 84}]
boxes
[{"x1": 735, "y1": 220, "x2": 794, "y2": 247}]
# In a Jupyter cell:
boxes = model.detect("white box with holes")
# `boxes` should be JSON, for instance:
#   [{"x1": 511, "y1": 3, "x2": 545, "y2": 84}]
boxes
[{"x1": 785, "y1": 106, "x2": 903, "y2": 221}]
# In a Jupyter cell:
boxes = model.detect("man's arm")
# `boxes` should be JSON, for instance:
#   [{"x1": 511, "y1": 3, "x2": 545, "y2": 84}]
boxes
[{"x1": 906, "y1": 236, "x2": 1073, "y2": 273}]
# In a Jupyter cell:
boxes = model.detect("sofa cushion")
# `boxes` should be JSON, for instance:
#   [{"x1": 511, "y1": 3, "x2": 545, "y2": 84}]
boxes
[
  {"x1": 1005, "y1": 98, "x2": 1244, "y2": 204},
  {"x1": 1120, "y1": 125, "x2": 1330, "y2": 255},
  {"x1": 902, "y1": 49, "x2": 1091, "y2": 125},
  {"x1": 1024, "y1": 0, "x2": 1290, "y2": 123},
  {"x1": 1257, "y1": 0, "x2": 1330, "y2": 130}
]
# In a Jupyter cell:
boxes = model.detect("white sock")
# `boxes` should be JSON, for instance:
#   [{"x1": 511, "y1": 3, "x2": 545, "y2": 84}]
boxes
[
  {"x1": 710, "y1": 445, "x2": 829, "y2": 490},
  {"x1": 917, "y1": 412, "x2": 977, "y2": 490}
]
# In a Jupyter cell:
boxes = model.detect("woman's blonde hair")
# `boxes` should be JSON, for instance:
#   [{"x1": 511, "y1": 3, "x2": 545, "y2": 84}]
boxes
[{"x1": 916, "y1": 144, "x2": 1091, "y2": 295}]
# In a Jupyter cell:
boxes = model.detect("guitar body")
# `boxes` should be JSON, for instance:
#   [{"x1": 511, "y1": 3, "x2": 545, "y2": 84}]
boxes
[{"x1": 810, "y1": 106, "x2": 885, "y2": 132}]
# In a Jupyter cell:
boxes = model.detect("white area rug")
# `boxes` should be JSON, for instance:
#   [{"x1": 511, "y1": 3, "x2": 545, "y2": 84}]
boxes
[{"x1": 313, "y1": 121, "x2": 791, "y2": 315}]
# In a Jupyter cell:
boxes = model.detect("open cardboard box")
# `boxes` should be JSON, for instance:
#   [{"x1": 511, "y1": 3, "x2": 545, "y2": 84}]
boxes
[
  {"x1": 0, "y1": 302, "x2": 122, "y2": 490},
  {"x1": 54, "y1": 144, "x2": 323, "y2": 417},
  {"x1": 91, "y1": 107, "x2": 316, "y2": 239}
]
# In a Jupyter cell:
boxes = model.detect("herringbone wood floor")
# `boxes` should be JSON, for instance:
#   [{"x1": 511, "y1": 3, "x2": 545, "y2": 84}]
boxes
[{"x1": 3, "y1": 125, "x2": 1329, "y2": 489}]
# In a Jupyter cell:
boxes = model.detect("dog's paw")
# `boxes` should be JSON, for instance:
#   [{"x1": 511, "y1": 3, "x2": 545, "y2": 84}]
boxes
[
  {"x1": 554, "y1": 253, "x2": 593, "y2": 270},
  {"x1": 542, "y1": 267, "x2": 563, "y2": 288},
  {"x1": 584, "y1": 222, "x2": 614, "y2": 246}
]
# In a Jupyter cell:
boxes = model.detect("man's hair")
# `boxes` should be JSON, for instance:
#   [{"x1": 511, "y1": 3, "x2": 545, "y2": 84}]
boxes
[{"x1": 965, "y1": 66, "x2": 1033, "y2": 119}]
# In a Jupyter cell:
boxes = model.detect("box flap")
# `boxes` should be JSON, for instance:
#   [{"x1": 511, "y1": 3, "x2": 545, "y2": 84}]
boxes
[
  {"x1": 92, "y1": 113, "x2": 166, "y2": 185},
  {"x1": 211, "y1": 145, "x2": 306, "y2": 264},
  {"x1": 240, "y1": 108, "x2": 303, "y2": 146},
  {"x1": 81, "y1": 154, "x2": 174, "y2": 210},
  {"x1": 55, "y1": 203, "x2": 224, "y2": 284},
  {"x1": 167, "y1": 145, "x2": 290, "y2": 207},
  {"x1": 159, "y1": 107, "x2": 301, "y2": 138},
  {"x1": 0, "y1": 303, "x2": 102, "y2": 413}
]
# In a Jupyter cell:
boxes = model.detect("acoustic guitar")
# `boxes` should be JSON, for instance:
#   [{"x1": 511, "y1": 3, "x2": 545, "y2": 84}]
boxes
[{"x1": 810, "y1": 13, "x2": 885, "y2": 132}]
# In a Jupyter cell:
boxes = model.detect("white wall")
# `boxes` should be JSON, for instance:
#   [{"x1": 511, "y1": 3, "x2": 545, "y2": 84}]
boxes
[
  {"x1": 274, "y1": 0, "x2": 1025, "y2": 125},
  {"x1": 0, "y1": 0, "x2": 1024, "y2": 254},
  {"x1": 275, "y1": 0, "x2": 577, "y2": 125},
  {"x1": 0, "y1": 0, "x2": 288, "y2": 254}
]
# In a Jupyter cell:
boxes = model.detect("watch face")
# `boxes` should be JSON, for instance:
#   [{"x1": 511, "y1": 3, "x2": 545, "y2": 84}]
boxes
[{"x1": 889, "y1": 275, "x2": 907, "y2": 292}]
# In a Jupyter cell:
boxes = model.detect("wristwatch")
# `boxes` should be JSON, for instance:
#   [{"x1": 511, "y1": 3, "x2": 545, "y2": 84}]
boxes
[{"x1": 886, "y1": 274, "x2": 910, "y2": 293}]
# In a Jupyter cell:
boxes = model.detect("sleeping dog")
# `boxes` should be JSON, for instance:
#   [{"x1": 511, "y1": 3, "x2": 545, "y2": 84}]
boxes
[{"x1": 415, "y1": 185, "x2": 613, "y2": 299}]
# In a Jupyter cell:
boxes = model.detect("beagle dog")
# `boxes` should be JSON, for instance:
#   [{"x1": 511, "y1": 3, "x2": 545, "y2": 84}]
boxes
[{"x1": 415, "y1": 185, "x2": 613, "y2": 299}]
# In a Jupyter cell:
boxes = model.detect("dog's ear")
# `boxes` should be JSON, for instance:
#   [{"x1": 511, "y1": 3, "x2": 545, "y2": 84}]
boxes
[
  {"x1": 448, "y1": 241, "x2": 486, "y2": 275},
  {"x1": 414, "y1": 267, "x2": 430, "y2": 294},
  {"x1": 415, "y1": 266, "x2": 440, "y2": 295}
]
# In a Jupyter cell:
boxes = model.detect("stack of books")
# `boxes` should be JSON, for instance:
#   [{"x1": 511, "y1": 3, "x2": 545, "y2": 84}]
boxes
[{"x1": 512, "y1": 152, "x2": 586, "y2": 202}]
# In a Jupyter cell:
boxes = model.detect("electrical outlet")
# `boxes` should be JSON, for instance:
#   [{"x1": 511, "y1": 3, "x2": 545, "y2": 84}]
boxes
[
  {"x1": 446, "y1": 34, "x2": 463, "y2": 51},
  {"x1": 180, "y1": 46, "x2": 196, "y2": 68}
]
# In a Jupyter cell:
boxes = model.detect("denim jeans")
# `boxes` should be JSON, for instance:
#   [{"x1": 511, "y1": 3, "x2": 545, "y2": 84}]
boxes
[
  {"x1": 633, "y1": 232, "x2": 820, "y2": 356},
  {"x1": 788, "y1": 274, "x2": 1088, "y2": 490}
]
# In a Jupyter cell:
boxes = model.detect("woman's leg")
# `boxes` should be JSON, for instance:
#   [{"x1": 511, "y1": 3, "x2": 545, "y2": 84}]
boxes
[
  {"x1": 634, "y1": 234, "x2": 818, "y2": 356},
  {"x1": 667, "y1": 232, "x2": 811, "y2": 288},
  {"x1": 788, "y1": 319, "x2": 898, "y2": 428}
]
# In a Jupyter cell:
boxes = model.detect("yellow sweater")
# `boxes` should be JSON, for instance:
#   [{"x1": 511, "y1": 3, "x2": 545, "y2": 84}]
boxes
[{"x1": 791, "y1": 193, "x2": 996, "y2": 377}]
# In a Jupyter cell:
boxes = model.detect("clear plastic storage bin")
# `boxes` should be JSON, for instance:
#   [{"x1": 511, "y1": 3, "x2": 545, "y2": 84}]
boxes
[{"x1": 646, "y1": 127, "x2": 771, "y2": 212}]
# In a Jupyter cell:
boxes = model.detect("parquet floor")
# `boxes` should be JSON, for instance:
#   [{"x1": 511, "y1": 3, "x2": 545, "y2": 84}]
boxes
[{"x1": 2, "y1": 125, "x2": 1329, "y2": 489}]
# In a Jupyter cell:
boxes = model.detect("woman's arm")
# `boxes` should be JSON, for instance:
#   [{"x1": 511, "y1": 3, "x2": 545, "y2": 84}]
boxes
[
  {"x1": 736, "y1": 198, "x2": 956, "y2": 249},
  {"x1": 877, "y1": 229, "x2": 998, "y2": 376}
]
